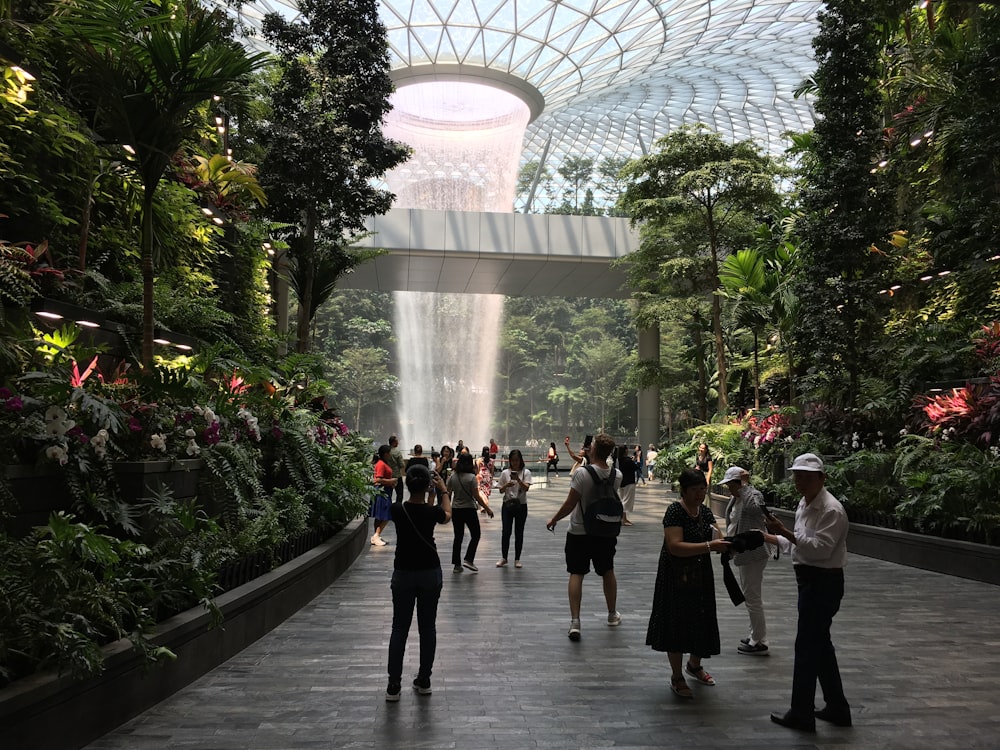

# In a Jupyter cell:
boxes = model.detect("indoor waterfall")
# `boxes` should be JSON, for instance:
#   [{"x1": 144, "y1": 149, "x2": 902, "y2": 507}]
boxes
[{"x1": 383, "y1": 81, "x2": 530, "y2": 450}]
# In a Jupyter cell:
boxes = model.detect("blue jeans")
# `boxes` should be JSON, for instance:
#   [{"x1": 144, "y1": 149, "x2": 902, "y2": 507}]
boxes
[
  {"x1": 791, "y1": 565, "x2": 849, "y2": 716},
  {"x1": 501, "y1": 503, "x2": 528, "y2": 560},
  {"x1": 388, "y1": 567, "x2": 443, "y2": 683}
]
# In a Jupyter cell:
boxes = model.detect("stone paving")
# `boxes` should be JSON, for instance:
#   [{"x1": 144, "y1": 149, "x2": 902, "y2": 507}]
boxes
[{"x1": 85, "y1": 480, "x2": 1000, "y2": 750}]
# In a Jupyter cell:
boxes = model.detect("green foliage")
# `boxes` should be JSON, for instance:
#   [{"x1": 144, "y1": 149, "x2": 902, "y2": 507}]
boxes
[
  {"x1": 618, "y1": 124, "x2": 786, "y2": 415},
  {"x1": 0, "y1": 513, "x2": 170, "y2": 685},
  {"x1": 792, "y1": 1, "x2": 896, "y2": 408},
  {"x1": 254, "y1": 0, "x2": 408, "y2": 353},
  {"x1": 654, "y1": 423, "x2": 749, "y2": 486},
  {"x1": 892, "y1": 436, "x2": 1000, "y2": 538}
]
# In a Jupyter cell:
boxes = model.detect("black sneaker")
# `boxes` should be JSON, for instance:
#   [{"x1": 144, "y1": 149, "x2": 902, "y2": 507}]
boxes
[
  {"x1": 740, "y1": 637, "x2": 751, "y2": 646},
  {"x1": 738, "y1": 642, "x2": 769, "y2": 655},
  {"x1": 462, "y1": 560, "x2": 479, "y2": 573},
  {"x1": 385, "y1": 681, "x2": 401, "y2": 702},
  {"x1": 412, "y1": 675, "x2": 432, "y2": 695}
]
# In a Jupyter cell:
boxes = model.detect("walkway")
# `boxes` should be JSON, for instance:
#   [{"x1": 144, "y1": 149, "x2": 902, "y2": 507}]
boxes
[{"x1": 86, "y1": 480, "x2": 1000, "y2": 750}]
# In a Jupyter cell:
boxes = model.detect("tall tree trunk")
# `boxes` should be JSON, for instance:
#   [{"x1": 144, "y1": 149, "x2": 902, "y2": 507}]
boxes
[
  {"x1": 78, "y1": 183, "x2": 93, "y2": 271},
  {"x1": 693, "y1": 311, "x2": 708, "y2": 423},
  {"x1": 711, "y1": 291, "x2": 728, "y2": 415},
  {"x1": 753, "y1": 330, "x2": 761, "y2": 409},
  {"x1": 707, "y1": 214, "x2": 728, "y2": 415},
  {"x1": 141, "y1": 190, "x2": 156, "y2": 372},
  {"x1": 295, "y1": 211, "x2": 316, "y2": 354}
]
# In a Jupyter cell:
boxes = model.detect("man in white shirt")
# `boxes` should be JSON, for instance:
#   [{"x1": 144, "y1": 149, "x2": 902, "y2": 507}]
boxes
[
  {"x1": 764, "y1": 453, "x2": 851, "y2": 733},
  {"x1": 546, "y1": 434, "x2": 623, "y2": 641}
]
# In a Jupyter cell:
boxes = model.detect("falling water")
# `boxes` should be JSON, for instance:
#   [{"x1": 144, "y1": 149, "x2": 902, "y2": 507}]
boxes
[{"x1": 383, "y1": 82, "x2": 530, "y2": 449}]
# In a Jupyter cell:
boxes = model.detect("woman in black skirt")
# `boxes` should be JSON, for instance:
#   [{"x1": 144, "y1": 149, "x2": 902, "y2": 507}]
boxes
[{"x1": 646, "y1": 468, "x2": 730, "y2": 699}]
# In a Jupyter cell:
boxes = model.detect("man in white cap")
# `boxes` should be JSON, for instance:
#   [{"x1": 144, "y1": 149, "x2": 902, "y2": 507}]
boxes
[
  {"x1": 763, "y1": 453, "x2": 851, "y2": 733},
  {"x1": 722, "y1": 466, "x2": 770, "y2": 655}
]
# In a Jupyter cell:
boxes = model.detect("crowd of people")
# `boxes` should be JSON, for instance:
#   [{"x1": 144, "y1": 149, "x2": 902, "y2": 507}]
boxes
[{"x1": 373, "y1": 435, "x2": 851, "y2": 734}]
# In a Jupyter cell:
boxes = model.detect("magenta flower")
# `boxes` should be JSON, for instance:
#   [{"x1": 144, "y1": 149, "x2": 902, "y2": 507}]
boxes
[
  {"x1": 4, "y1": 396, "x2": 23, "y2": 411},
  {"x1": 129, "y1": 417, "x2": 143, "y2": 433},
  {"x1": 202, "y1": 421, "x2": 221, "y2": 445}
]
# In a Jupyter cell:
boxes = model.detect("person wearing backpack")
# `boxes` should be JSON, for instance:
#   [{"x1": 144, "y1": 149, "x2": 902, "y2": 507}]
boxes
[{"x1": 545, "y1": 433, "x2": 624, "y2": 641}]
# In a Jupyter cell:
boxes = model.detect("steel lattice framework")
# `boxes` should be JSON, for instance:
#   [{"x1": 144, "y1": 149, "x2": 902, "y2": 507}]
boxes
[{"x1": 214, "y1": 0, "x2": 823, "y2": 208}]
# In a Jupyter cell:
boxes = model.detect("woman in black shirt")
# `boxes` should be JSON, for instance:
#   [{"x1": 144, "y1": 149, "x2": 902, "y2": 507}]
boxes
[{"x1": 385, "y1": 465, "x2": 451, "y2": 701}]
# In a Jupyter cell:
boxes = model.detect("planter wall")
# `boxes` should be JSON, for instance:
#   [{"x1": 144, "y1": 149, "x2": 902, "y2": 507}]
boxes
[
  {"x1": 3, "y1": 459, "x2": 205, "y2": 538},
  {"x1": 112, "y1": 458, "x2": 204, "y2": 503},
  {"x1": 3, "y1": 465, "x2": 70, "y2": 538},
  {"x1": 0, "y1": 517, "x2": 369, "y2": 750},
  {"x1": 769, "y1": 508, "x2": 1000, "y2": 586}
]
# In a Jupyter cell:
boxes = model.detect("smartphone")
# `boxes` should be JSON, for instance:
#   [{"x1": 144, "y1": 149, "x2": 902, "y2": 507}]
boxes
[
  {"x1": 760, "y1": 501, "x2": 774, "y2": 518},
  {"x1": 583, "y1": 435, "x2": 593, "y2": 448}
]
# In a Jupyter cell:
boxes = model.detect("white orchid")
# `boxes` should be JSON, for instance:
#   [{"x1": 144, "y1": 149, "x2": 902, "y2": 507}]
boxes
[
  {"x1": 238, "y1": 407, "x2": 261, "y2": 441},
  {"x1": 45, "y1": 444, "x2": 69, "y2": 466},
  {"x1": 150, "y1": 433, "x2": 167, "y2": 452},
  {"x1": 44, "y1": 405, "x2": 67, "y2": 422},
  {"x1": 186, "y1": 439, "x2": 201, "y2": 457},
  {"x1": 185, "y1": 428, "x2": 197, "y2": 438}
]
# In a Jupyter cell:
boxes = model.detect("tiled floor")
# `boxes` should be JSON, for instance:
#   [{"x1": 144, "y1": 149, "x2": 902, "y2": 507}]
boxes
[{"x1": 86, "y1": 480, "x2": 1000, "y2": 749}]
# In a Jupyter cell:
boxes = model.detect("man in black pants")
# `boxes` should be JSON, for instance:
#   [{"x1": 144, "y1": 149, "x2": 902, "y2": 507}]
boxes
[{"x1": 763, "y1": 453, "x2": 852, "y2": 733}]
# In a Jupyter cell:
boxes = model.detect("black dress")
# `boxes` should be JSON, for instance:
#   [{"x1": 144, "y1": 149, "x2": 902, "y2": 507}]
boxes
[{"x1": 645, "y1": 502, "x2": 721, "y2": 657}]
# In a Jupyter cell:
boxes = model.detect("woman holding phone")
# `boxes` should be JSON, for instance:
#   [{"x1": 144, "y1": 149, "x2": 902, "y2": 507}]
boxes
[{"x1": 496, "y1": 449, "x2": 532, "y2": 568}]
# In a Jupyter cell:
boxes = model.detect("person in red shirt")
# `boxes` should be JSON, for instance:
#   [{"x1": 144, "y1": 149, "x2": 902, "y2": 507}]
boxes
[{"x1": 371, "y1": 444, "x2": 397, "y2": 546}]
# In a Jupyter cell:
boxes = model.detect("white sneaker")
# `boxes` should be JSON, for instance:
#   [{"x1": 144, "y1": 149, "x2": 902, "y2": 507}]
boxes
[
  {"x1": 568, "y1": 619, "x2": 581, "y2": 641},
  {"x1": 607, "y1": 611, "x2": 622, "y2": 626},
  {"x1": 371, "y1": 534, "x2": 386, "y2": 546}
]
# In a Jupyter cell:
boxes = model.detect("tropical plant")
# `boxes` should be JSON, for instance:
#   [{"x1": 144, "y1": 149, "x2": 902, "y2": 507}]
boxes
[
  {"x1": 719, "y1": 220, "x2": 799, "y2": 408},
  {"x1": 257, "y1": 0, "x2": 408, "y2": 354},
  {"x1": 0, "y1": 513, "x2": 172, "y2": 685},
  {"x1": 791, "y1": 0, "x2": 897, "y2": 408},
  {"x1": 893, "y1": 436, "x2": 1000, "y2": 539},
  {"x1": 52, "y1": 0, "x2": 267, "y2": 371},
  {"x1": 618, "y1": 124, "x2": 785, "y2": 416}
]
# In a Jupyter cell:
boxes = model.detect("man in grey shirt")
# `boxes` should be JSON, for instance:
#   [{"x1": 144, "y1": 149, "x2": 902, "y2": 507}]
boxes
[{"x1": 388, "y1": 435, "x2": 405, "y2": 502}]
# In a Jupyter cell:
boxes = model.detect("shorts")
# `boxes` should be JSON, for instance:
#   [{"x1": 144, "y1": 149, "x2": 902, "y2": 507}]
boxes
[{"x1": 565, "y1": 532, "x2": 617, "y2": 576}]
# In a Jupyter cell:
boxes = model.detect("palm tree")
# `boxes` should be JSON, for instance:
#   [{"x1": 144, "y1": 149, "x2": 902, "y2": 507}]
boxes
[
  {"x1": 720, "y1": 231, "x2": 798, "y2": 408},
  {"x1": 54, "y1": 0, "x2": 267, "y2": 370}
]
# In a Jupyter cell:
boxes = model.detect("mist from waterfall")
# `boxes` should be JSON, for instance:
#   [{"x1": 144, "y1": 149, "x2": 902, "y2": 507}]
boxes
[{"x1": 383, "y1": 81, "x2": 530, "y2": 450}]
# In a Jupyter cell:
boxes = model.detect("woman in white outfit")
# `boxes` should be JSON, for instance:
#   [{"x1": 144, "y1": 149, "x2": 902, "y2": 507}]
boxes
[{"x1": 722, "y1": 466, "x2": 771, "y2": 655}]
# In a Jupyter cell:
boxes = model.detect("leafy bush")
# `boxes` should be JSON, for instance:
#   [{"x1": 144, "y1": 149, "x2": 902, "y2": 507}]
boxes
[
  {"x1": 893, "y1": 436, "x2": 1000, "y2": 539},
  {"x1": 0, "y1": 513, "x2": 173, "y2": 686}
]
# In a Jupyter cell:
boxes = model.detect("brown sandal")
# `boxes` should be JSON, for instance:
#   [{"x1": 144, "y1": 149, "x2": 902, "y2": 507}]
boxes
[{"x1": 670, "y1": 676, "x2": 693, "y2": 699}]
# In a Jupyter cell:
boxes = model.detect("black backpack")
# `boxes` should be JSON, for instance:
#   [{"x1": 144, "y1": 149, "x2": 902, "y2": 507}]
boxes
[{"x1": 582, "y1": 465, "x2": 624, "y2": 537}]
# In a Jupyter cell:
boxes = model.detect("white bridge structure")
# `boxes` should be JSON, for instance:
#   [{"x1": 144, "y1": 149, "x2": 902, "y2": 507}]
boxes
[{"x1": 342, "y1": 208, "x2": 637, "y2": 299}]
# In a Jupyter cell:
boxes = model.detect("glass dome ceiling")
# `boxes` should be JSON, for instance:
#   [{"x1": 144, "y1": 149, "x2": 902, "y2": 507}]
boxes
[{"x1": 216, "y1": 0, "x2": 823, "y2": 208}]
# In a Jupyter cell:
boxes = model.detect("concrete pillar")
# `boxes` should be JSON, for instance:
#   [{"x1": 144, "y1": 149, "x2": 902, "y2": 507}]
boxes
[{"x1": 637, "y1": 323, "x2": 660, "y2": 455}]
